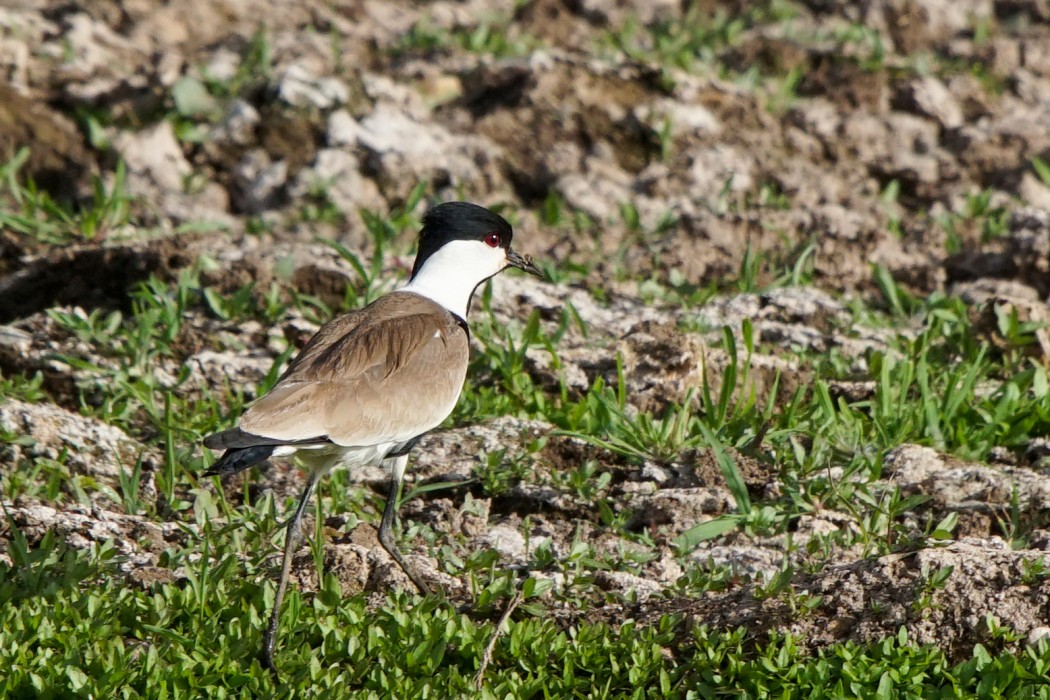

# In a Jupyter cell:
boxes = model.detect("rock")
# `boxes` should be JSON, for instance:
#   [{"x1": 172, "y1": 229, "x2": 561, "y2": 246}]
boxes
[
  {"x1": 276, "y1": 64, "x2": 350, "y2": 109},
  {"x1": 0, "y1": 399, "x2": 154, "y2": 487},
  {"x1": 842, "y1": 111, "x2": 942, "y2": 184},
  {"x1": 0, "y1": 324, "x2": 31, "y2": 352},
  {"x1": 114, "y1": 121, "x2": 191, "y2": 193},
  {"x1": 636, "y1": 98, "x2": 720, "y2": 138},
  {"x1": 883, "y1": 444, "x2": 1050, "y2": 513},
  {"x1": 186, "y1": 349, "x2": 274, "y2": 392},
  {"x1": 411, "y1": 416, "x2": 551, "y2": 483},
  {"x1": 594, "y1": 570, "x2": 663, "y2": 602},
  {"x1": 688, "y1": 544, "x2": 786, "y2": 581},
  {"x1": 232, "y1": 149, "x2": 288, "y2": 214},
  {"x1": 955, "y1": 278, "x2": 1050, "y2": 360},
  {"x1": 352, "y1": 103, "x2": 505, "y2": 198},
  {"x1": 883, "y1": 444, "x2": 951, "y2": 484},
  {"x1": 1026, "y1": 437, "x2": 1050, "y2": 468},
  {"x1": 1020, "y1": 171, "x2": 1050, "y2": 211},
  {"x1": 49, "y1": 13, "x2": 140, "y2": 80},
  {"x1": 628, "y1": 487, "x2": 737, "y2": 536},
  {"x1": 326, "y1": 109, "x2": 362, "y2": 147},
  {"x1": 203, "y1": 47, "x2": 241, "y2": 84},
  {"x1": 212, "y1": 99, "x2": 260, "y2": 146},
  {"x1": 2, "y1": 500, "x2": 182, "y2": 572},
  {"x1": 688, "y1": 144, "x2": 756, "y2": 201},
  {"x1": 945, "y1": 208, "x2": 1050, "y2": 297},
  {"x1": 488, "y1": 274, "x2": 672, "y2": 337},
  {"x1": 789, "y1": 99, "x2": 841, "y2": 143},
  {"x1": 0, "y1": 34, "x2": 30, "y2": 89},
  {"x1": 860, "y1": 0, "x2": 993, "y2": 48},
  {"x1": 577, "y1": 0, "x2": 681, "y2": 25},
  {"x1": 1029, "y1": 626, "x2": 1050, "y2": 646},
  {"x1": 893, "y1": 75, "x2": 964, "y2": 129},
  {"x1": 290, "y1": 148, "x2": 386, "y2": 215},
  {"x1": 480, "y1": 522, "x2": 529, "y2": 561},
  {"x1": 323, "y1": 543, "x2": 371, "y2": 594},
  {"x1": 618, "y1": 321, "x2": 708, "y2": 412},
  {"x1": 556, "y1": 169, "x2": 632, "y2": 221}
]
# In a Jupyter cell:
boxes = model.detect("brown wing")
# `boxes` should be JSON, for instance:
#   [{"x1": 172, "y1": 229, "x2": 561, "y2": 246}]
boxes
[{"x1": 238, "y1": 293, "x2": 469, "y2": 447}]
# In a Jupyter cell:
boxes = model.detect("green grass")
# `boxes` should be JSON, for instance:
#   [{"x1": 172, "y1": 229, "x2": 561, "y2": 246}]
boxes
[
  {"x1": 4, "y1": 202, "x2": 1049, "y2": 691},
  {"x1": 4, "y1": 531, "x2": 1050, "y2": 697},
  {"x1": 393, "y1": 14, "x2": 539, "y2": 59},
  {"x1": 0, "y1": 147, "x2": 134, "y2": 245},
  {"x1": 599, "y1": 1, "x2": 799, "y2": 71},
  {"x1": 3, "y1": 56, "x2": 1050, "y2": 693}
]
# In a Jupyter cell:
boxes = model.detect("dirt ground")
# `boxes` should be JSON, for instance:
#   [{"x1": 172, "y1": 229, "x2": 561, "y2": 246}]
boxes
[{"x1": 3, "y1": 0, "x2": 1050, "y2": 659}]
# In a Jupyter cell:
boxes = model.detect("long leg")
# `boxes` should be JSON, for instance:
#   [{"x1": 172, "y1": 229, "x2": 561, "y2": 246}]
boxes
[
  {"x1": 261, "y1": 468, "x2": 322, "y2": 676},
  {"x1": 378, "y1": 454, "x2": 429, "y2": 595}
]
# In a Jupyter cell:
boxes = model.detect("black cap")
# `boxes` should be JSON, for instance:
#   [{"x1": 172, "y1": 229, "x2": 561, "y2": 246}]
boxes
[{"x1": 411, "y1": 202, "x2": 513, "y2": 277}]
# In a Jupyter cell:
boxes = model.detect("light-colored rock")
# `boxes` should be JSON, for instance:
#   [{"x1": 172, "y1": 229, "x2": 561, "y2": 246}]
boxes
[
  {"x1": 1028, "y1": 626, "x2": 1050, "y2": 646},
  {"x1": 557, "y1": 170, "x2": 632, "y2": 221},
  {"x1": 326, "y1": 109, "x2": 363, "y2": 147},
  {"x1": 186, "y1": 349, "x2": 274, "y2": 392},
  {"x1": 895, "y1": 75, "x2": 964, "y2": 129},
  {"x1": 637, "y1": 98, "x2": 720, "y2": 138},
  {"x1": 578, "y1": 0, "x2": 681, "y2": 26},
  {"x1": 0, "y1": 324, "x2": 31, "y2": 352},
  {"x1": 489, "y1": 273, "x2": 672, "y2": 337},
  {"x1": 688, "y1": 544, "x2": 786, "y2": 581},
  {"x1": 883, "y1": 444, "x2": 954, "y2": 484},
  {"x1": 276, "y1": 64, "x2": 349, "y2": 109},
  {"x1": 49, "y1": 12, "x2": 139, "y2": 77},
  {"x1": 629, "y1": 487, "x2": 737, "y2": 536},
  {"x1": 0, "y1": 35, "x2": 29, "y2": 88},
  {"x1": 114, "y1": 121, "x2": 191, "y2": 193},
  {"x1": 0, "y1": 399, "x2": 151, "y2": 484},
  {"x1": 480, "y1": 522, "x2": 529, "y2": 561},
  {"x1": 291, "y1": 148, "x2": 386, "y2": 215},
  {"x1": 884, "y1": 444, "x2": 1050, "y2": 512},
  {"x1": 203, "y1": 47, "x2": 241, "y2": 83},
  {"x1": 1020, "y1": 172, "x2": 1050, "y2": 211},
  {"x1": 689, "y1": 144, "x2": 756, "y2": 201},
  {"x1": 1, "y1": 500, "x2": 181, "y2": 572},
  {"x1": 861, "y1": 0, "x2": 992, "y2": 46},
  {"x1": 352, "y1": 103, "x2": 504, "y2": 197}
]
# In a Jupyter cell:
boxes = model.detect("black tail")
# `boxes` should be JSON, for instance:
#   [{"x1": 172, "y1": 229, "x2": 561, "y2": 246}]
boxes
[{"x1": 204, "y1": 445, "x2": 276, "y2": 478}]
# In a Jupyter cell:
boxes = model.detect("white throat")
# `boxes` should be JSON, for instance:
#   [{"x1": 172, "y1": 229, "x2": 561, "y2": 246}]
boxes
[{"x1": 400, "y1": 239, "x2": 507, "y2": 318}]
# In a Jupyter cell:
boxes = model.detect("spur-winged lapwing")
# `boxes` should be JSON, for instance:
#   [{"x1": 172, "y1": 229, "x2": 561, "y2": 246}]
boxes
[{"x1": 202, "y1": 201, "x2": 541, "y2": 674}]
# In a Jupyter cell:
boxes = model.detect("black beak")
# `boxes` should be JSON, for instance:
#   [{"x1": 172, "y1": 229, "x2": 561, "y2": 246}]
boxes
[{"x1": 507, "y1": 248, "x2": 543, "y2": 277}]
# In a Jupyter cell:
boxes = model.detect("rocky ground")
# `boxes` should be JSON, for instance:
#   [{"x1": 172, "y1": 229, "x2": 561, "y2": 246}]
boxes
[{"x1": 3, "y1": 0, "x2": 1050, "y2": 669}]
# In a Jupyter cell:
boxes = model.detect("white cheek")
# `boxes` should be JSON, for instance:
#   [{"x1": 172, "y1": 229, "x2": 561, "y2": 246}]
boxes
[
  {"x1": 459, "y1": 240, "x2": 507, "y2": 276},
  {"x1": 401, "y1": 239, "x2": 509, "y2": 318}
]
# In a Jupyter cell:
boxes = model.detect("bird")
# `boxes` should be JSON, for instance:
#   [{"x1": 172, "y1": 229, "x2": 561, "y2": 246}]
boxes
[{"x1": 201, "y1": 201, "x2": 542, "y2": 675}]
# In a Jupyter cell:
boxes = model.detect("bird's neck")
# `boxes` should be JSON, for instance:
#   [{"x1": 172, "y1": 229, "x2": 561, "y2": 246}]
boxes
[{"x1": 400, "y1": 262, "x2": 480, "y2": 321}]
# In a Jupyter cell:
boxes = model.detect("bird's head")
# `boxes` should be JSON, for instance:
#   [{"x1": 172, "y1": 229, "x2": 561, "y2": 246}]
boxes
[{"x1": 410, "y1": 201, "x2": 542, "y2": 283}]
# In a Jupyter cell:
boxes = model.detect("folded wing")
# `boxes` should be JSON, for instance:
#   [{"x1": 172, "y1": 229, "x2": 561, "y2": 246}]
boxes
[{"x1": 224, "y1": 293, "x2": 469, "y2": 449}]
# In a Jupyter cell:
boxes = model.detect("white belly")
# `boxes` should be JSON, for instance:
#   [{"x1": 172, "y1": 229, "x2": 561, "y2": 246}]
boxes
[{"x1": 273, "y1": 441, "x2": 401, "y2": 474}]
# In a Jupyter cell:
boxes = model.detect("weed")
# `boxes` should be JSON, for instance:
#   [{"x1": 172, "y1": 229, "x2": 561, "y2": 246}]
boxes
[{"x1": 0, "y1": 148, "x2": 134, "y2": 244}]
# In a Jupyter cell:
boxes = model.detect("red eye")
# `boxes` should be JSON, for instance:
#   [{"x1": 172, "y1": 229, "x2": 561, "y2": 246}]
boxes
[{"x1": 485, "y1": 232, "x2": 501, "y2": 248}]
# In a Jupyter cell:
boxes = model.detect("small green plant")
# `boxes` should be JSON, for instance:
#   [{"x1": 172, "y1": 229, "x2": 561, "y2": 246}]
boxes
[
  {"x1": 0, "y1": 148, "x2": 134, "y2": 244},
  {"x1": 1021, "y1": 556, "x2": 1050, "y2": 585},
  {"x1": 0, "y1": 371, "x2": 47, "y2": 402},
  {"x1": 1032, "y1": 156, "x2": 1050, "y2": 187},
  {"x1": 913, "y1": 564, "x2": 953, "y2": 615},
  {"x1": 204, "y1": 28, "x2": 272, "y2": 98},
  {"x1": 394, "y1": 17, "x2": 538, "y2": 58},
  {"x1": 474, "y1": 449, "x2": 533, "y2": 496}
]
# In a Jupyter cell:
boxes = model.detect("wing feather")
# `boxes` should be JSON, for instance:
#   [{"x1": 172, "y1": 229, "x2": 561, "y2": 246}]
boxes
[{"x1": 235, "y1": 293, "x2": 468, "y2": 447}]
